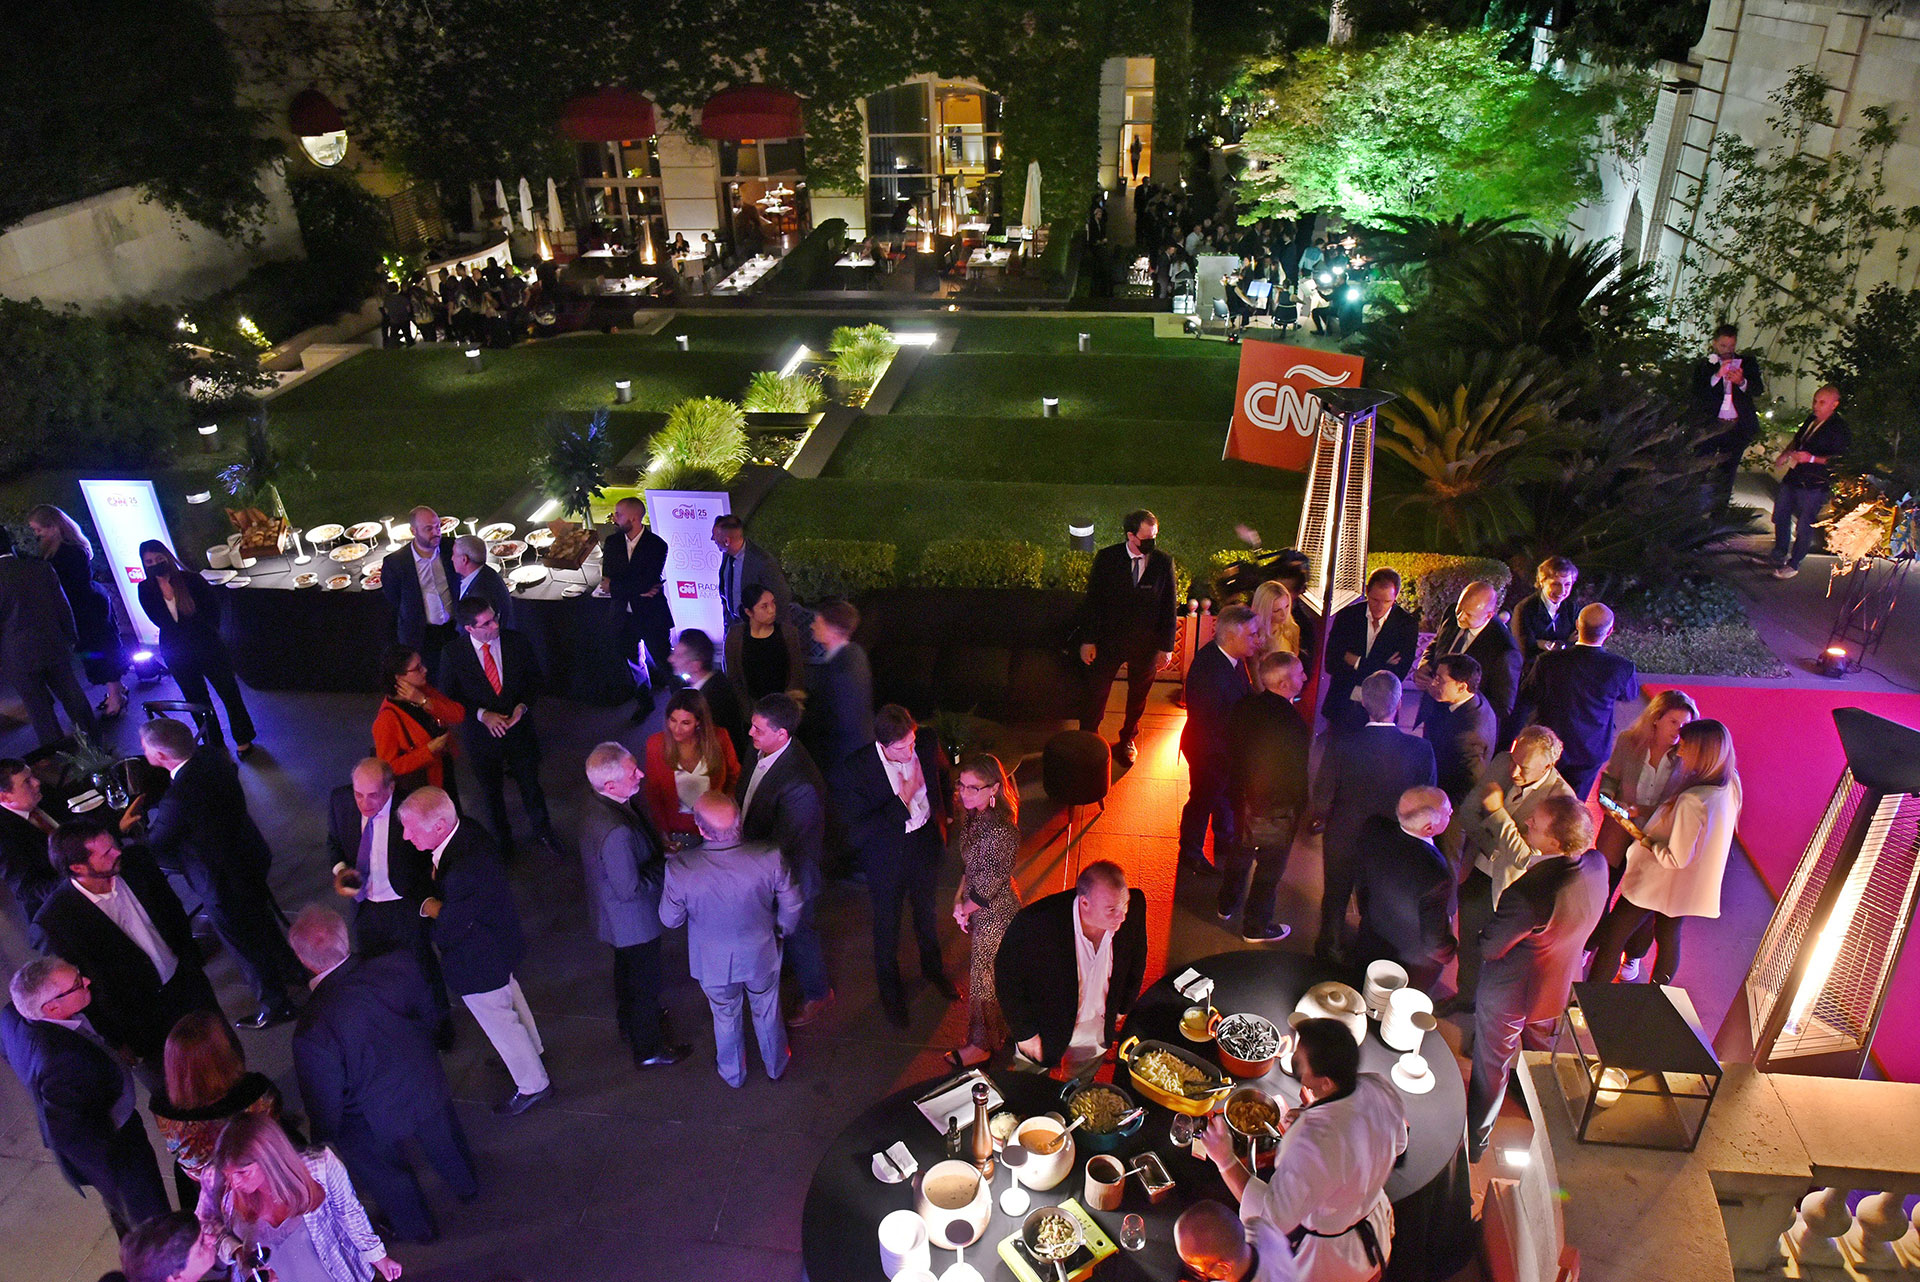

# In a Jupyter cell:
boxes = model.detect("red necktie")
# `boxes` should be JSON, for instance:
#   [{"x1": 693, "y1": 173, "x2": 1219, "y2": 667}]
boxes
[{"x1": 481, "y1": 642, "x2": 502, "y2": 696}]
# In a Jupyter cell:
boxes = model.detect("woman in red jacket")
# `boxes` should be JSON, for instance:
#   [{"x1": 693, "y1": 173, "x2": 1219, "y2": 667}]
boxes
[
  {"x1": 371, "y1": 644, "x2": 465, "y2": 802},
  {"x1": 642, "y1": 687, "x2": 740, "y2": 839}
]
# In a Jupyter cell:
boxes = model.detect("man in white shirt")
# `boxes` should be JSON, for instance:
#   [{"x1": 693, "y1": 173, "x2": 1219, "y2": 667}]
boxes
[
  {"x1": 1177, "y1": 1199, "x2": 1301, "y2": 1282},
  {"x1": 381, "y1": 506, "x2": 458, "y2": 672},
  {"x1": 449, "y1": 534, "x2": 510, "y2": 622},
  {"x1": 835, "y1": 705, "x2": 955, "y2": 1028},
  {"x1": 996, "y1": 860, "x2": 1148, "y2": 1074},
  {"x1": 1204, "y1": 1019, "x2": 1406, "y2": 1282}
]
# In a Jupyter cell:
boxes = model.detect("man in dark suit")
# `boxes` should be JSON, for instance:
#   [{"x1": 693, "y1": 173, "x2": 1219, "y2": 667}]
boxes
[
  {"x1": 1416, "y1": 580, "x2": 1522, "y2": 739},
  {"x1": 803, "y1": 598, "x2": 874, "y2": 771},
  {"x1": 1519, "y1": 604, "x2": 1639, "y2": 799},
  {"x1": 579, "y1": 742, "x2": 688, "y2": 1068},
  {"x1": 1688, "y1": 323, "x2": 1765, "y2": 509},
  {"x1": 325, "y1": 757, "x2": 449, "y2": 1040},
  {"x1": 1179, "y1": 605, "x2": 1258, "y2": 869},
  {"x1": 381, "y1": 506, "x2": 459, "y2": 674},
  {"x1": 288, "y1": 906, "x2": 477, "y2": 1244},
  {"x1": 438, "y1": 598, "x2": 559, "y2": 858},
  {"x1": 1354, "y1": 787, "x2": 1457, "y2": 992},
  {"x1": 711, "y1": 513, "x2": 792, "y2": 629},
  {"x1": 3, "y1": 956, "x2": 170, "y2": 1236},
  {"x1": 836, "y1": 705, "x2": 955, "y2": 1028},
  {"x1": 139, "y1": 717, "x2": 303, "y2": 1028},
  {"x1": 401, "y1": 786, "x2": 550, "y2": 1115},
  {"x1": 1321, "y1": 568, "x2": 1420, "y2": 733},
  {"x1": 35, "y1": 822, "x2": 222, "y2": 1069},
  {"x1": 997, "y1": 860, "x2": 1149, "y2": 1074},
  {"x1": 1510, "y1": 556, "x2": 1579, "y2": 671},
  {"x1": 737, "y1": 693, "x2": 834, "y2": 1025},
  {"x1": 670, "y1": 628, "x2": 745, "y2": 750},
  {"x1": 1075, "y1": 509, "x2": 1177, "y2": 764},
  {"x1": 1769, "y1": 384, "x2": 1851, "y2": 578},
  {"x1": 0, "y1": 528, "x2": 96, "y2": 747},
  {"x1": 0, "y1": 758, "x2": 61, "y2": 961},
  {"x1": 1469, "y1": 794, "x2": 1609, "y2": 1161},
  {"x1": 449, "y1": 535, "x2": 512, "y2": 624},
  {"x1": 1422, "y1": 654, "x2": 1500, "y2": 808},
  {"x1": 1309, "y1": 672, "x2": 1437, "y2": 963},
  {"x1": 602, "y1": 496, "x2": 674, "y2": 714},
  {"x1": 1223, "y1": 652, "x2": 1311, "y2": 942},
  {"x1": 661, "y1": 792, "x2": 804, "y2": 1088}
]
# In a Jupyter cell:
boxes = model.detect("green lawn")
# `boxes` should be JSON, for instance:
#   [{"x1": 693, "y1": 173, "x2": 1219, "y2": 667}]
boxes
[
  {"x1": 891, "y1": 353, "x2": 1242, "y2": 421},
  {"x1": 942, "y1": 315, "x2": 1241, "y2": 356},
  {"x1": 825, "y1": 415, "x2": 1289, "y2": 488}
]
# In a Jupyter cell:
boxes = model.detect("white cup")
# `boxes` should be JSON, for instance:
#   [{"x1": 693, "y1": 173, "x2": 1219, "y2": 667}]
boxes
[
  {"x1": 1085, "y1": 1154, "x2": 1126, "y2": 1211},
  {"x1": 1381, "y1": 987, "x2": 1438, "y2": 1052},
  {"x1": 1364, "y1": 960, "x2": 1408, "y2": 1018},
  {"x1": 878, "y1": 1208, "x2": 931, "y2": 1278},
  {"x1": 206, "y1": 544, "x2": 232, "y2": 569},
  {"x1": 1012, "y1": 1118, "x2": 1073, "y2": 1190}
]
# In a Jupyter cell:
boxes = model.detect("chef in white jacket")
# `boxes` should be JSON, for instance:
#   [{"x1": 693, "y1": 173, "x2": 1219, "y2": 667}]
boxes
[
  {"x1": 1204, "y1": 1018, "x2": 1407, "y2": 1282},
  {"x1": 1585, "y1": 718, "x2": 1743, "y2": 988}
]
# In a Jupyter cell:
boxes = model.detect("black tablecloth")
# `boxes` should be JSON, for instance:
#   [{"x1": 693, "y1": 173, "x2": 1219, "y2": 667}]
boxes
[
  {"x1": 800, "y1": 951, "x2": 1476, "y2": 1282},
  {"x1": 213, "y1": 553, "x2": 633, "y2": 704}
]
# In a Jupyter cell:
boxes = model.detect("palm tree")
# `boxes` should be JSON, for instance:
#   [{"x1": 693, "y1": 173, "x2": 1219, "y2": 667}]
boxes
[{"x1": 1417, "y1": 235, "x2": 1658, "y2": 360}]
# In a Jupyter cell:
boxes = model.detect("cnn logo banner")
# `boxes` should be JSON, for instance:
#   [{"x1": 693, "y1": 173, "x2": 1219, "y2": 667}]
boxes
[{"x1": 1224, "y1": 340, "x2": 1366, "y2": 472}]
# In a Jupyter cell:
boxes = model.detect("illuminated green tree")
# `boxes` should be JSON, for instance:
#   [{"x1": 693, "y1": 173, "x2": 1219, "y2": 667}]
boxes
[{"x1": 1234, "y1": 27, "x2": 1626, "y2": 225}]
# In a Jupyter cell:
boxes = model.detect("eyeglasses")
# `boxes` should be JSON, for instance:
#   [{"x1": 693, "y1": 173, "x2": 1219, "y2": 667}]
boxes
[
  {"x1": 957, "y1": 781, "x2": 996, "y2": 794},
  {"x1": 44, "y1": 973, "x2": 88, "y2": 1008}
]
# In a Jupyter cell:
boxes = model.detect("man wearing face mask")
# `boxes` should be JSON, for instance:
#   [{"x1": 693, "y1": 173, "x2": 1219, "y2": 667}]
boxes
[{"x1": 1075, "y1": 510, "x2": 1177, "y2": 766}]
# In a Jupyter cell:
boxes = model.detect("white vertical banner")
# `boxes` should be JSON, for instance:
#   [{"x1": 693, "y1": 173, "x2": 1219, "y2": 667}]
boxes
[
  {"x1": 78, "y1": 478, "x2": 177, "y2": 646},
  {"x1": 642, "y1": 489, "x2": 730, "y2": 650}
]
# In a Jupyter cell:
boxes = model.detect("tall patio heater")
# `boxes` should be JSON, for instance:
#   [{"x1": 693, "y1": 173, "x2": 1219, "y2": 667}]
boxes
[
  {"x1": 1716, "y1": 708, "x2": 1920, "y2": 1077},
  {"x1": 1297, "y1": 386, "x2": 1393, "y2": 702}
]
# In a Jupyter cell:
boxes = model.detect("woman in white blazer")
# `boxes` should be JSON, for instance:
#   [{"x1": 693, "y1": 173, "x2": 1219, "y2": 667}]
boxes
[{"x1": 1587, "y1": 719, "x2": 1742, "y2": 987}]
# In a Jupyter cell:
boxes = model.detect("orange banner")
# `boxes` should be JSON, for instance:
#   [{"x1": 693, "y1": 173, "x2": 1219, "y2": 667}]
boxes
[{"x1": 1224, "y1": 339, "x2": 1367, "y2": 472}]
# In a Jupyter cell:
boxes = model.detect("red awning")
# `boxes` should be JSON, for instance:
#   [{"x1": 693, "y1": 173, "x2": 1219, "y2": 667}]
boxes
[
  {"x1": 560, "y1": 88, "x2": 658, "y2": 142},
  {"x1": 288, "y1": 88, "x2": 345, "y2": 137},
  {"x1": 700, "y1": 86, "x2": 804, "y2": 142}
]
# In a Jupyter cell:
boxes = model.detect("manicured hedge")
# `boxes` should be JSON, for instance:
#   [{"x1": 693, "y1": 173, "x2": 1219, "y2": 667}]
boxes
[
  {"x1": 782, "y1": 537, "x2": 897, "y2": 601},
  {"x1": 1366, "y1": 552, "x2": 1511, "y2": 630},
  {"x1": 914, "y1": 539, "x2": 1047, "y2": 589}
]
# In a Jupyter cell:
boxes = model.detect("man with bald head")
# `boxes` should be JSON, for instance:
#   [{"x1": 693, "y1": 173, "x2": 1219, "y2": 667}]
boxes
[
  {"x1": 381, "y1": 506, "x2": 458, "y2": 672},
  {"x1": 1518, "y1": 602, "x2": 1638, "y2": 799},
  {"x1": 602, "y1": 496, "x2": 674, "y2": 719},
  {"x1": 1354, "y1": 786, "x2": 1458, "y2": 992},
  {"x1": 1176, "y1": 1198, "x2": 1299, "y2": 1281},
  {"x1": 660, "y1": 792, "x2": 803, "y2": 1088},
  {"x1": 1416, "y1": 580, "x2": 1522, "y2": 739},
  {"x1": 449, "y1": 534, "x2": 511, "y2": 623}
]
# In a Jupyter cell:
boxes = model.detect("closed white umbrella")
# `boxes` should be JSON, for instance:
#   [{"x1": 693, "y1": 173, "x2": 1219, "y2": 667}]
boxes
[
  {"x1": 1021, "y1": 160, "x2": 1042, "y2": 229},
  {"x1": 493, "y1": 179, "x2": 511, "y2": 231},
  {"x1": 546, "y1": 177, "x2": 566, "y2": 232},
  {"x1": 518, "y1": 177, "x2": 535, "y2": 231},
  {"x1": 469, "y1": 182, "x2": 485, "y2": 227}
]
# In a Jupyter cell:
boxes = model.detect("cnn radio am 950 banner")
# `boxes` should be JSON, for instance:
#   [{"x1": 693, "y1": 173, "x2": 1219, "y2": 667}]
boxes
[{"x1": 1223, "y1": 339, "x2": 1366, "y2": 472}]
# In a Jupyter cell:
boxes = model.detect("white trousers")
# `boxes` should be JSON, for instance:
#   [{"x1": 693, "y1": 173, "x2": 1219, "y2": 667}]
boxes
[{"x1": 463, "y1": 975, "x2": 549, "y2": 1094}]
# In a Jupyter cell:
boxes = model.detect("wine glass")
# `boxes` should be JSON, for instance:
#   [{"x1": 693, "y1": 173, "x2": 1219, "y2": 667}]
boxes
[
  {"x1": 998, "y1": 1141, "x2": 1030, "y2": 1216},
  {"x1": 940, "y1": 1221, "x2": 981, "y2": 1282},
  {"x1": 1119, "y1": 1214, "x2": 1146, "y2": 1252}
]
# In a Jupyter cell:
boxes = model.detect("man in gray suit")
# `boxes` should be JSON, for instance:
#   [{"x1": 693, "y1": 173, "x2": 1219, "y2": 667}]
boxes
[
  {"x1": 659, "y1": 791, "x2": 803, "y2": 1088},
  {"x1": 1444, "y1": 726, "x2": 1577, "y2": 1015},
  {"x1": 579, "y1": 743, "x2": 689, "y2": 1070},
  {"x1": 0, "y1": 529, "x2": 95, "y2": 747}
]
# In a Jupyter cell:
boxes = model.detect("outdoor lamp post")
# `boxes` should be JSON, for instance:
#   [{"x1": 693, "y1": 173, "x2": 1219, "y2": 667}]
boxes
[
  {"x1": 677, "y1": 335, "x2": 691, "y2": 352},
  {"x1": 614, "y1": 379, "x2": 633, "y2": 404},
  {"x1": 1078, "y1": 332, "x2": 1091, "y2": 352},
  {"x1": 1041, "y1": 396, "x2": 1059, "y2": 417},
  {"x1": 465, "y1": 347, "x2": 483, "y2": 373},
  {"x1": 199, "y1": 424, "x2": 220, "y2": 454},
  {"x1": 1067, "y1": 521, "x2": 1094, "y2": 552}
]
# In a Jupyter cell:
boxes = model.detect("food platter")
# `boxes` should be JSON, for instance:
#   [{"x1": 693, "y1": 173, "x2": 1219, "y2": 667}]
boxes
[
  {"x1": 323, "y1": 574, "x2": 353, "y2": 591},
  {"x1": 478, "y1": 522, "x2": 516, "y2": 542},
  {"x1": 329, "y1": 543, "x2": 369, "y2": 563},
  {"x1": 225, "y1": 576, "x2": 251, "y2": 588},
  {"x1": 508, "y1": 564, "x2": 550, "y2": 589},
  {"x1": 488, "y1": 540, "x2": 525, "y2": 562},
  {"x1": 439, "y1": 515, "x2": 461, "y2": 534},
  {"x1": 306, "y1": 523, "x2": 344, "y2": 544},
  {"x1": 362, "y1": 569, "x2": 383, "y2": 591},
  {"x1": 292, "y1": 572, "x2": 320, "y2": 589},
  {"x1": 346, "y1": 521, "x2": 385, "y2": 543},
  {"x1": 525, "y1": 527, "x2": 556, "y2": 549},
  {"x1": 201, "y1": 569, "x2": 236, "y2": 585}
]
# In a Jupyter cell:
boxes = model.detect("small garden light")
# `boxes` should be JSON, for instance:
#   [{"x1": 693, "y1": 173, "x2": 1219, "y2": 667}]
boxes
[
  {"x1": 1041, "y1": 396, "x2": 1059, "y2": 417},
  {"x1": 198, "y1": 424, "x2": 219, "y2": 453},
  {"x1": 1067, "y1": 520, "x2": 1094, "y2": 551},
  {"x1": 1821, "y1": 645, "x2": 1852, "y2": 678},
  {"x1": 676, "y1": 335, "x2": 691, "y2": 352},
  {"x1": 1078, "y1": 332, "x2": 1091, "y2": 352},
  {"x1": 614, "y1": 379, "x2": 633, "y2": 404},
  {"x1": 465, "y1": 347, "x2": 483, "y2": 372},
  {"x1": 185, "y1": 491, "x2": 212, "y2": 505}
]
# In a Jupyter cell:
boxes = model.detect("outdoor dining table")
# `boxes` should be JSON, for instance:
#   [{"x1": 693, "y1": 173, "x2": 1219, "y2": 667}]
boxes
[
  {"x1": 964, "y1": 247, "x2": 1014, "y2": 277},
  {"x1": 800, "y1": 950, "x2": 1475, "y2": 1281}
]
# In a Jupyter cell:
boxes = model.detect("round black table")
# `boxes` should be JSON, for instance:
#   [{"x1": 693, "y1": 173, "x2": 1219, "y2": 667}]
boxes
[{"x1": 800, "y1": 951, "x2": 1475, "y2": 1282}]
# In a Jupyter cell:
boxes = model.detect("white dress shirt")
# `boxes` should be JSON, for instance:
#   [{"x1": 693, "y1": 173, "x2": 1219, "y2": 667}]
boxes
[
  {"x1": 741, "y1": 739, "x2": 789, "y2": 818},
  {"x1": 1067, "y1": 914, "x2": 1115, "y2": 1062},
  {"x1": 457, "y1": 567, "x2": 483, "y2": 600},
  {"x1": 1364, "y1": 609, "x2": 1386, "y2": 655},
  {"x1": 358, "y1": 800, "x2": 401, "y2": 903},
  {"x1": 75, "y1": 878, "x2": 178, "y2": 984},
  {"x1": 429, "y1": 820, "x2": 460, "y2": 875},
  {"x1": 877, "y1": 744, "x2": 931, "y2": 833},
  {"x1": 416, "y1": 544, "x2": 452, "y2": 626},
  {"x1": 470, "y1": 635, "x2": 502, "y2": 685}
]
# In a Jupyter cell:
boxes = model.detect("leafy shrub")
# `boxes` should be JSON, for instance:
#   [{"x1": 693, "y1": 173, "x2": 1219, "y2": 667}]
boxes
[
  {"x1": 1611, "y1": 622, "x2": 1787, "y2": 678},
  {"x1": 647, "y1": 463, "x2": 729, "y2": 493},
  {"x1": 533, "y1": 409, "x2": 615, "y2": 518},
  {"x1": 914, "y1": 539, "x2": 1047, "y2": 590},
  {"x1": 1367, "y1": 552, "x2": 1511, "y2": 629},
  {"x1": 833, "y1": 336, "x2": 898, "y2": 400},
  {"x1": 830, "y1": 324, "x2": 893, "y2": 353},
  {"x1": 647, "y1": 397, "x2": 747, "y2": 483},
  {"x1": 1613, "y1": 576, "x2": 1748, "y2": 633},
  {"x1": 782, "y1": 538, "x2": 898, "y2": 601},
  {"x1": 0, "y1": 299, "x2": 185, "y2": 480},
  {"x1": 743, "y1": 370, "x2": 824, "y2": 414},
  {"x1": 1044, "y1": 549, "x2": 1094, "y2": 593}
]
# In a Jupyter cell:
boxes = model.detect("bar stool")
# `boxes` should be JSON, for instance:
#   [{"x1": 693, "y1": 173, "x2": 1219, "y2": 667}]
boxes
[{"x1": 1042, "y1": 730, "x2": 1111, "y2": 889}]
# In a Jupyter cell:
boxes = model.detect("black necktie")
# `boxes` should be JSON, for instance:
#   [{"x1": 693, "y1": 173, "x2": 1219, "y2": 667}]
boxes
[{"x1": 720, "y1": 554, "x2": 736, "y2": 615}]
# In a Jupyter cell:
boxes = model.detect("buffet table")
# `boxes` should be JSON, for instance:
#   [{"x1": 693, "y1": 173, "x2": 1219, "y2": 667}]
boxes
[
  {"x1": 801, "y1": 951, "x2": 1475, "y2": 1282},
  {"x1": 212, "y1": 529, "x2": 635, "y2": 704}
]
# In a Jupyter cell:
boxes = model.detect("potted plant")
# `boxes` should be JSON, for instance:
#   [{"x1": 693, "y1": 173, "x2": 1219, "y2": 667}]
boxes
[
  {"x1": 56, "y1": 732, "x2": 131, "y2": 808},
  {"x1": 218, "y1": 411, "x2": 310, "y2": 557},
  {"x1": 533, "y1": 408, "x2": 617, "y2": 521}
]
